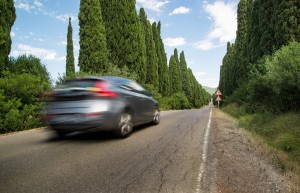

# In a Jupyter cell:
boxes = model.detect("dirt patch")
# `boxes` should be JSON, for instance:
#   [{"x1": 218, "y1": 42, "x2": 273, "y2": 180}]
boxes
[{"x1": 212, "y1": 109, "x2": 297, "y2": 193}]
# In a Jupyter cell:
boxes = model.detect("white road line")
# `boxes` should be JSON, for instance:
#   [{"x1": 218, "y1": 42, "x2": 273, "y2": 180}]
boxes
[{"x1": 196, "y1": 108, "x2": 212, "y2": 193}]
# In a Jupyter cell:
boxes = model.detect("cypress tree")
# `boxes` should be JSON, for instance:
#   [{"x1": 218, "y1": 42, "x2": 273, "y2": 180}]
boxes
[
  {"x1": 0, "y1": 0, "x2": 16, "y2": 76},
  {"x1": 235, "y1": 0, "x2": 248, "y2": 86},
  {"x1": 274, "y1": 0, "x2": 300, "y2": 49},
  {"x1": 169, "y1": 55, "x2": 182, "y2": 94},
  {"x1": 173, "y1": 49, "x2": 179, "y2": 64},
  {"x1": 179, "y1": 51, "x2": 189, "y2": 95},
  {"x1": 152, "y1": 22, "x2": 170, "y2": 96},
  {"x1": 139, "y1": 8, "x2": 158, "y2": 88},
  {"x1": 101, "y1": 0, "x2": 147, "y2": 83},
  {"x1": 247, "y1": 0, "x2": 262, "y2": 64},
  {"x1": 173, "y1": 48, "x2": 183, "y2": 89},
  {"x1": 66, "y1": 17, "x2": 75, "y2": 76},
  {"x1": 78, "y1": 0, "x2": 108, "y2": 73},
  {"x1": 258, "y1": 0, "x2": 275, "y2": 56}
]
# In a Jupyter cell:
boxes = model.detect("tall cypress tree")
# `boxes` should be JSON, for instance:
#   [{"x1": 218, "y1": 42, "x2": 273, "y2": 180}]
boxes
[
  {"x1": 259, "y1": 0, "x2": 275, "y2": 56},
  {"x1": 179, "y1": 51, "x2": 189, "y2": 95},
  {"x1": 169, "y1": 55, "x2": 182, "y2": 94},
  {"x1": 152, "y1": 22, "x2": 170, "y2": 96},
  {"x1": 101, "y1": 0, "x2": 147, "y2": 83},
  {"x1": 274, "y1": 0, "x2": 300, "y2": 49},
  {"x1": 66, "y1": 17, "x2": 75, "y2": 76},
  {"x1": 0, "y1": 0, "x2": 16, "y2": 76},
  {"x1": 139, "y1": 8, "x2": 158, "y2": 88},
  {"x1": 78, "y1": 0, "x2": 108, "y2": 73},
  {"x1": 173, "y1": 48, "x2": 183, "y2": 87},
  {"x1": 235, "y1": 0, "x2": 248, "y2": 86}
]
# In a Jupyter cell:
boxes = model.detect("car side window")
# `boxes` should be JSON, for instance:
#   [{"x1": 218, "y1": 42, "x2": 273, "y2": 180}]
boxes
[
  {"x1": 117, "y1": 79, "x2": 145, "y2": 93},
  {"x1": 128, "y1": 81, "x2": 145, "y2": 92}
]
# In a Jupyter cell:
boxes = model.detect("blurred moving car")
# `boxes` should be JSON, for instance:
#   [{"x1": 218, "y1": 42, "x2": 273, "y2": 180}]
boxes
[{"x1": 43, "y1": 76, "x2": 160, "y2": 138}]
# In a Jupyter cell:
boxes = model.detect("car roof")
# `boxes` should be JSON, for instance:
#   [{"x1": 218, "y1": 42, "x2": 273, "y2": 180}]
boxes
[{"x1": 72, "y1": 76, "x2": 132, "y2": 83}]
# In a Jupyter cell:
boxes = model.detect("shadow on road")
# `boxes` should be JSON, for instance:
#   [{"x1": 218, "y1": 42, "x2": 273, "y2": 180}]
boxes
[{"x1": 43, "y1": 123, "x2": 154, "y2": 143}]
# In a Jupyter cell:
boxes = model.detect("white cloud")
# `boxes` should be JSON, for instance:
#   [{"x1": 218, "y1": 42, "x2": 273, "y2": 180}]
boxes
[
  {"x1": 15, "y1": 0, "x2": 76, "y2": 22},
  {"x1": 136, "y1": 0, "x2": 170, "y2": 12},
  {"x1": 194, "y1": 71, "x2": 206, "y2": 77},
  {"x1": 29, "y1": 32, "x2": 34, "y2": 36},
  {"x1": 60, "y1": 41, "x2": 67, "y2": 46},
  {"x1": 11, "y1": 44, "x2": 64, "y2": 61},
  {"x1": 55, "y1": 14, "x2": 76, "y2": 22},
  {"x1": 148, "y1": 18, "x2": 157, "y2": 24},
  {"x1": 33, "y1": 0, "x2": 43, "y2": 7},
  {"x1": 15, "y1": 2, "x2": 32, "y2": 12},
  {"x1": 169, "y1": 7, "x2": 190, "y2": 16},
  {"x1": 194, "y1": 1, "x2": 237, "y2": 51},
  {"x1": 193, "y1": 39, "x2": 214, "y2": 50},
  {"x1": 33, "y1": 38, "x2": 45, "y2": 42},
  {"x1": 164, "y1": 37, "x2": 186, "y2": 47},
  {"x1": 11, "y1": 31, "x2": 15, "y2": 37}
]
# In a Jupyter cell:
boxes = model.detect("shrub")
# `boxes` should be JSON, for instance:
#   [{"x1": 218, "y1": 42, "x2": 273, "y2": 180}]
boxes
[{"x1": 0, "y1": 72, "x2": 50, "y2": 133}]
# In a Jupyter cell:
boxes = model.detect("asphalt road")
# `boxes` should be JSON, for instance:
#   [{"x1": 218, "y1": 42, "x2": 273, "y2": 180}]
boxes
[{"x1": 0, "y1": 107, "x2": 213, "y2": 193}]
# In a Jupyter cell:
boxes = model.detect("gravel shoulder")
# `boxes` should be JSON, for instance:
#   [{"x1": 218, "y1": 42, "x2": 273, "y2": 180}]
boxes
[{"x1": 211, "y1": 108, "x2": 297, "y2": 193}]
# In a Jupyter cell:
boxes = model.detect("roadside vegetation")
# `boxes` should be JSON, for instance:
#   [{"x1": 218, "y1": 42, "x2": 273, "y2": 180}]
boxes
[{"x1": 216, "y1": 0, "x2": 300, "y2": 185}]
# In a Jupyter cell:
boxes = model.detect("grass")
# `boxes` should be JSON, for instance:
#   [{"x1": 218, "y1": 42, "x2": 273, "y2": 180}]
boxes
[{"x1": 221, "y1": 103, "x2": 300, "y2": 187}]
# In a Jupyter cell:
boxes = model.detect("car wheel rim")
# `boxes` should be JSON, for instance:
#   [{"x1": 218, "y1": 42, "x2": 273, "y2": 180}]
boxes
[
  {"x1": 119, "y1": 113, "x2": 132, "y2": 135},
  {"x1": 153, "y1": 110, "x2": 160, "y2": 123}
]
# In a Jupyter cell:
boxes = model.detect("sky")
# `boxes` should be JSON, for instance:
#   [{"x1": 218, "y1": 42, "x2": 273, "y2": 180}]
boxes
[{"x1": 10, "y1": 0, "x2": 238, "y2": 88}]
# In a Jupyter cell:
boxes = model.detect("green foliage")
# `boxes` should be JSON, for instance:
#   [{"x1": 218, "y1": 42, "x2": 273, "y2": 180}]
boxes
[
  {"x1": 168, "y1": 93, "x2": 190, "y2": 110},
  {"x1": 66, "y1": 17, "x2": 75, "y2": 76},
  {"x1": 0, "y1": 54, "x2": 51, "y2": 133},
  {"x1": 220, "y1": 0, "x2": 300, "y2": 115},
  {"x1": 139, "y1": 8, "x2": 159, "y2": 88},
  {"x1": 227, "y1": 41, "x2": 300, "y2": 114},
  {"x1": 223, "y1": 104, "x2": 300, "y2": 161},
  {"x1": 8, "y1": 55, "x2": 51, "y2": 83},
  {"x1": 179, "y1": 51, "x2": 189, "y2": 95},
  {"x1": 78, "y1": 0, "x2": 108, "y2": 72},
  {"x1": 153, "y1": 22, "x2": 170, "y2": 97},
  {"x1": 169, "y1": 55, "x2": 182, "y2": 94},
  {"x1": 0, "y1": 0, "x2": 16, "y2": 76},
  {"x1": 0, "y1": 72, "x2": 50, "y2": 133},
  {"x1": 101, "y1": 0, "x2": 147, "y2": 83},
  {"x1": 274, "y1": 0, "x2": 300, "y2": 49}
]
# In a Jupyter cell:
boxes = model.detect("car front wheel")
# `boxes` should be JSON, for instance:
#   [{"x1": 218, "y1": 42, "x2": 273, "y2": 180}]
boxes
[{"x1": 152, "y1": 109, "x2": 160, "y2": 125}]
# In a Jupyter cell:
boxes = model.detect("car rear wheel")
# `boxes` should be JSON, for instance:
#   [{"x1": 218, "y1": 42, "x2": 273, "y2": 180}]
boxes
[
  {"x1": 115, "y1": 111, "x2": 133, "y2": 138},
  {"x1": 56, "y1": 130, "x2": 68, "y2": 137},
  {"x1": 152, "y1": 109, "x2": 160, "y2": 125}
]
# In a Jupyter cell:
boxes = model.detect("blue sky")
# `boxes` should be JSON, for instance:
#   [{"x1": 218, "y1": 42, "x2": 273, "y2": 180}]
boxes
[{"x1": 11, "y1": 0, "x2": 238, "y2": 88}]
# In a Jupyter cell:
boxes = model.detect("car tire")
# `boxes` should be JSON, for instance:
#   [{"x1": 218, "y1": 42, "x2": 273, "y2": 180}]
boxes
[
  {"x1": 56, "y1": 130, "x2": 68, "y2": 137},
  {"x1": 151, "y1": 109, "x2": 160, "y2": 125},
  {"x1": 115, "y1": 111, "x2": 133, "y2": 138}
]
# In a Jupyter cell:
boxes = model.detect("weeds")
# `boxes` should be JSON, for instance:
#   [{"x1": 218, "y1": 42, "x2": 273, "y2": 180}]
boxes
[{"x1": 221, "y1": 103, "x2": 300, "y2": 188}]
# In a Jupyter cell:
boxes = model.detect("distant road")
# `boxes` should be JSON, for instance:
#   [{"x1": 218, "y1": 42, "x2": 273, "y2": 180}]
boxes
[{"x1": 0, "y1": 107, "x2": 213, "y2": 193}]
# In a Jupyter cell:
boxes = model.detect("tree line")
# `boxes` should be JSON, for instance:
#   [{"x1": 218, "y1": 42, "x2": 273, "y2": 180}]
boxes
[
  {"x1": 0, "y1": 1, "x2": 210, "y2": 133},
  {"x1": 66, "y1": 0, "x2": 210, "y2": 109},
  {"x1": 219, "y1": 0, "x2": 300, "y2": 113}
]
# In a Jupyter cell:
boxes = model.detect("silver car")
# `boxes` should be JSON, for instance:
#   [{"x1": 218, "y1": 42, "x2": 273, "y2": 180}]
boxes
[{"x1": 43, "y1": 76, "x2": 160, "y2": 138}]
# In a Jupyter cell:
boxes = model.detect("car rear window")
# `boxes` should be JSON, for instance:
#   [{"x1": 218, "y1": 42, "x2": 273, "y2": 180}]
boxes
[{"x1": 57, "y1": 79, "x2": 98, "y2": 89}]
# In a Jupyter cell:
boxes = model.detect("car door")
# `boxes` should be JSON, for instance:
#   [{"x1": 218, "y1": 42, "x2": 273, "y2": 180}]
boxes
[
  {"x1": 126, "y1": 81, "x2": 155, "y2": 122},
  {"x1": 118, "y1": 80, "x2": 154, "y2": 123}
]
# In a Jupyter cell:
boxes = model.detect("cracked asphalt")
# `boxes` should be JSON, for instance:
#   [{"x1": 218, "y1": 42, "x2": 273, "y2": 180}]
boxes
[{"x1": 0, "y1": 107, "x2": 213, "y2": 193}]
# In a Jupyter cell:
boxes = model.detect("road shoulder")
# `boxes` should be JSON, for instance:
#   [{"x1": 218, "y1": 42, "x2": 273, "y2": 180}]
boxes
[{"x1": 211, "y1": 108, "x2": 294, "y2": 193}]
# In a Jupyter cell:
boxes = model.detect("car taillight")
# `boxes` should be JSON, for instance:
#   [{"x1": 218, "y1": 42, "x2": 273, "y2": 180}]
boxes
[{"x1": 93, "y1": 81, "x2": 117, "y2": 98}]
